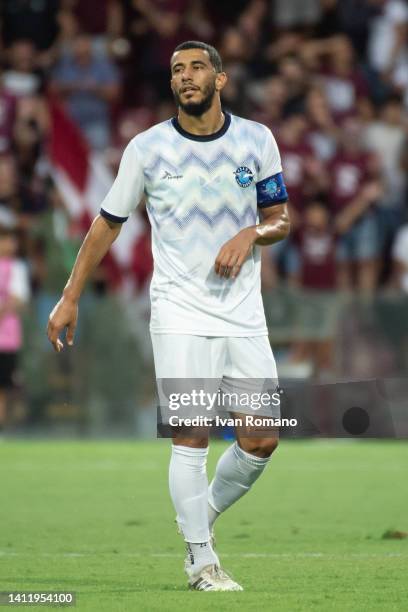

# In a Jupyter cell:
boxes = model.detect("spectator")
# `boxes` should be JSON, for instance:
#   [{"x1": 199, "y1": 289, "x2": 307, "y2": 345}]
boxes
[
  {"x1": 2, "y1": 40, "x2": 44, "y2": 98},
  {"x1": 290, "y1": 200, "x2": 340, "y2": 378},
  {"x1": 0, "y1": 116, "x2": 49, "y2": 234},
  {"x1": 0, "y1": 78, "x2": 17, "y2": 153},
  {"x1": 305, "y1": 86, "x2": 339, "y2": 161},
  {"x1": 51, "y1": 33, "x2": 121, "y2": 149},
  {"x1": 262, "y1": 116, "x2": 311, "y2": 283},
  {"x1": 364, "y1": 96, "x2": 408, "y2": 263},
  {"x1": 323, "y1": 35, "x2": 370, "y2": 116},
  {"x1": 13, "y1": 111, "x2": 50, "y2": 233},
  {"x1": 278, "y1": 55, "x2": 309, "y2": 116},
  {"x1": 0, "y1": 227, "x2": 30, "y2": 433},
  {"x1": 328, "y1": 118, "x2": 383, "y2": 291},
  {"x1": 277, "y1": 113, "x2": 327, "y2": 226},
  {"x1": 367, "y1": 0, "x2": 408, "y2": 90},
  {"x1": 307, "y1": 35, "x2": 370, "y2": 117}
]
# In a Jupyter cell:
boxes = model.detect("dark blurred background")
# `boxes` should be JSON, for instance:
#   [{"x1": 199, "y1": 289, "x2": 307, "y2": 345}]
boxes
[{"x1": 0, "y1": 0, "x2": 407, "y2": 437}]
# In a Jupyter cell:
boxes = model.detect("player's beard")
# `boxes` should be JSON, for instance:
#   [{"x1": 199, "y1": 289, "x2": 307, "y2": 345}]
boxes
[{"x1": 174, "y1": 80, "x2": 216, "y2": 117}]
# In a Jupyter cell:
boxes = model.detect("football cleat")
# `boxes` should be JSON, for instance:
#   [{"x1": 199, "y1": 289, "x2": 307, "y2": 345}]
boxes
[{"x1": 189, "y1": 564, "x2": 244, "y2": 592}]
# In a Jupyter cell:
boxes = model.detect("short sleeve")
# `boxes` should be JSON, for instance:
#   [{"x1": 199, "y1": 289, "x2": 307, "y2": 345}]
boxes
[
  {"x1": 100, "y1": 141, "x2": 144, "y2": 223},
  {"x1": 256, "y1": 128, "x2": 288, "y2": 208},
  {"x1": 10, "y1": 260, "x2": 30, "y2": 302}
]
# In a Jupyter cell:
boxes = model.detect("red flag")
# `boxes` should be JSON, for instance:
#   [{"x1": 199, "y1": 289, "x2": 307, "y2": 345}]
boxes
[{"x1": 46, "y1": 98, "x2": 144, "y2": 278}]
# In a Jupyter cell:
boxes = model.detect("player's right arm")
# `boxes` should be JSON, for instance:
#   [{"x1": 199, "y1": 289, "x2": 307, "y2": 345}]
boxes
[
  {"x1": 47, "y1": 139, "x2": 145, "y2": 352},
  {"x1": 47, "y1": 215, "x2": 121, "y2": 352}
]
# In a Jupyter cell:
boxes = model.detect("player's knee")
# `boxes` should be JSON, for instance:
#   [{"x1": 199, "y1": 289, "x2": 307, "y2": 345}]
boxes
[
  {"x1": 239, "y1": 436, "x2": 279, "y2": 458},
  {"x1": 172, "y1": 437, "x2": 209, "y2": 449}
]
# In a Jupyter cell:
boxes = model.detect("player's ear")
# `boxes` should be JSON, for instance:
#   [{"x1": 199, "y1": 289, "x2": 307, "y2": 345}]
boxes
[{"x1": 215, "y1": 72, "x2": 227, "y2": 92}]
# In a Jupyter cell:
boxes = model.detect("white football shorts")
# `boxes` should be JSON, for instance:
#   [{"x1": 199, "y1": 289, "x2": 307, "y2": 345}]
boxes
[{"x1": 151, "y1": 334, "x2": 280, "y2": 419}]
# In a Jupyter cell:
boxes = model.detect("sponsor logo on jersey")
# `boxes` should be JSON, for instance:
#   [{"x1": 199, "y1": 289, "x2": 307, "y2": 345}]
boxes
[
  {"x1": 234, "y1": 166, "x2": 254, "y2": 188},
  {"x1": 161, "y1": 170, "x2": 183, "y2": 180}
]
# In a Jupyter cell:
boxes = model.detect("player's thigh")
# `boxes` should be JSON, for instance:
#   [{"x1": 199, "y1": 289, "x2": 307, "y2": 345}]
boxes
[
  {"x1": 151, "y1": 334, "x2": 224, "y2": 445},
  {"x1": 220, "y1": 336, "x2": 280, "y2": 455},
  {"x1": 221, "y1": 336, "x2": 279, "y2": 417},
  {"x1": 151, "y1": 334, "x2": 225, "y2": 377},
  {"x1": 224, "y1": 335, "x2": 278, "y2": 379}
]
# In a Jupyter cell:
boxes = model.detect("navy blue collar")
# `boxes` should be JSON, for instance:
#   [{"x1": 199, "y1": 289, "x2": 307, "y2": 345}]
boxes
[{"x1": 171, "y1": 112, "x2": 231, "y2": 142}]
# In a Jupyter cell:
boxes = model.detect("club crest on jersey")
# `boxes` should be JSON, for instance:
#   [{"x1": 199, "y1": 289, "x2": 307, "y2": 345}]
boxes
[
  {"x1": 264, "y1": 177, "x2": 280, "y2": 197},
  {"x1": 234, "y1": 166, "x2": 254, "y2": 188}
]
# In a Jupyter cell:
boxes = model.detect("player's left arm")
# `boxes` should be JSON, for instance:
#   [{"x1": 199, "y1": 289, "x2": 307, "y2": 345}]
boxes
[
  {"x1": 253, "y1": 202, "x2": 291, "y2": 245},
  {"x1": 215, "y1": 127, "x2": 291, "y2": 278},
  {"x1": 214, "y1": 202, "x2": 290, "y2": 278}
]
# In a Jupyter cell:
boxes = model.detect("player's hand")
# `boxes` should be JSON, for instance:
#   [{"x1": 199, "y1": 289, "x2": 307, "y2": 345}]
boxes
[
  {"x1": 47, "y1": 296, "x2": 78, "y2": 353},
  {"x1": 214, "y1": 227, "x2": 256, "y2": 279}
]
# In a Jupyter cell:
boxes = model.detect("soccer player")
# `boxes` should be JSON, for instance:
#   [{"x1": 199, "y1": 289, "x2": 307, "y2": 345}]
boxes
[{"x1": 47, "y1": 41, "x2": 290, "y2": 591}]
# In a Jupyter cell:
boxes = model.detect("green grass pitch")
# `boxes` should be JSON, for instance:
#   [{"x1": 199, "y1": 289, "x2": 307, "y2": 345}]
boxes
[{"x1": 0, "y1": 440, "x2": 407, "y2": 611}]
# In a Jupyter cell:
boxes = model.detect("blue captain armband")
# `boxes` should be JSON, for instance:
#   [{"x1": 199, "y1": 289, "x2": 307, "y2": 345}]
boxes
[{"x1": 256, "y1": 172, "x2": 288, "y2": 208}]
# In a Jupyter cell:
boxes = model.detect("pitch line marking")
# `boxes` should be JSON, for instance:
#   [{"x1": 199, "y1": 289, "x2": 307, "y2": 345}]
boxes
[{"x1": 0, "y1": 552, "x2": 406, "y2": 559}]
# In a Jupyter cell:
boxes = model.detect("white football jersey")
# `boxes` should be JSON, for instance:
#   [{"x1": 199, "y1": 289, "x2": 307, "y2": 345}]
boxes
[{"x1": 101, "y1": 112, "x2": 288, "y2": 336}]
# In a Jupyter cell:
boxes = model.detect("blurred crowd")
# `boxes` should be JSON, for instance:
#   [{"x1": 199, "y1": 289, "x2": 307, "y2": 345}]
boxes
[
  {"x1": 1, "y1": 0, "x2": 408, "y2": 427},
  {"x1": 1, "y1": 0, "x2": 408, "y2": 289}
]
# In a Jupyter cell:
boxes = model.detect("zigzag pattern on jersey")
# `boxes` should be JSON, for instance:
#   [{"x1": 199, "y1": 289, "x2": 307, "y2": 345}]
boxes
[
  {"x1": 153, "y1": 203, "x2": 257, "y2": 231},
  {"x1": 146, "y1": 174, "x2": 236, "y2": 203},
  {"x1": 164, "y1": 229, "x2": 253, "y2": 257},
  {"x1": 144, "y1": 149, "x2": 261, "y2": 178}
]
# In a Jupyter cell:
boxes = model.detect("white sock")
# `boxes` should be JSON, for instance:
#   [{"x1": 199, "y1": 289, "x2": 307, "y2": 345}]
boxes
[
  {"x1": 169, "y1": 445, "x2": 211, "y2": 543},
  {"x1": 186, "y1": 541, "x2": 219, "y2": 575},
  {"x1": 208, "y1": 442, "x2": 271, "y2": 518},
  {"x1": 208, "y1": 502, "x2": 220, "y2": 530}
]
